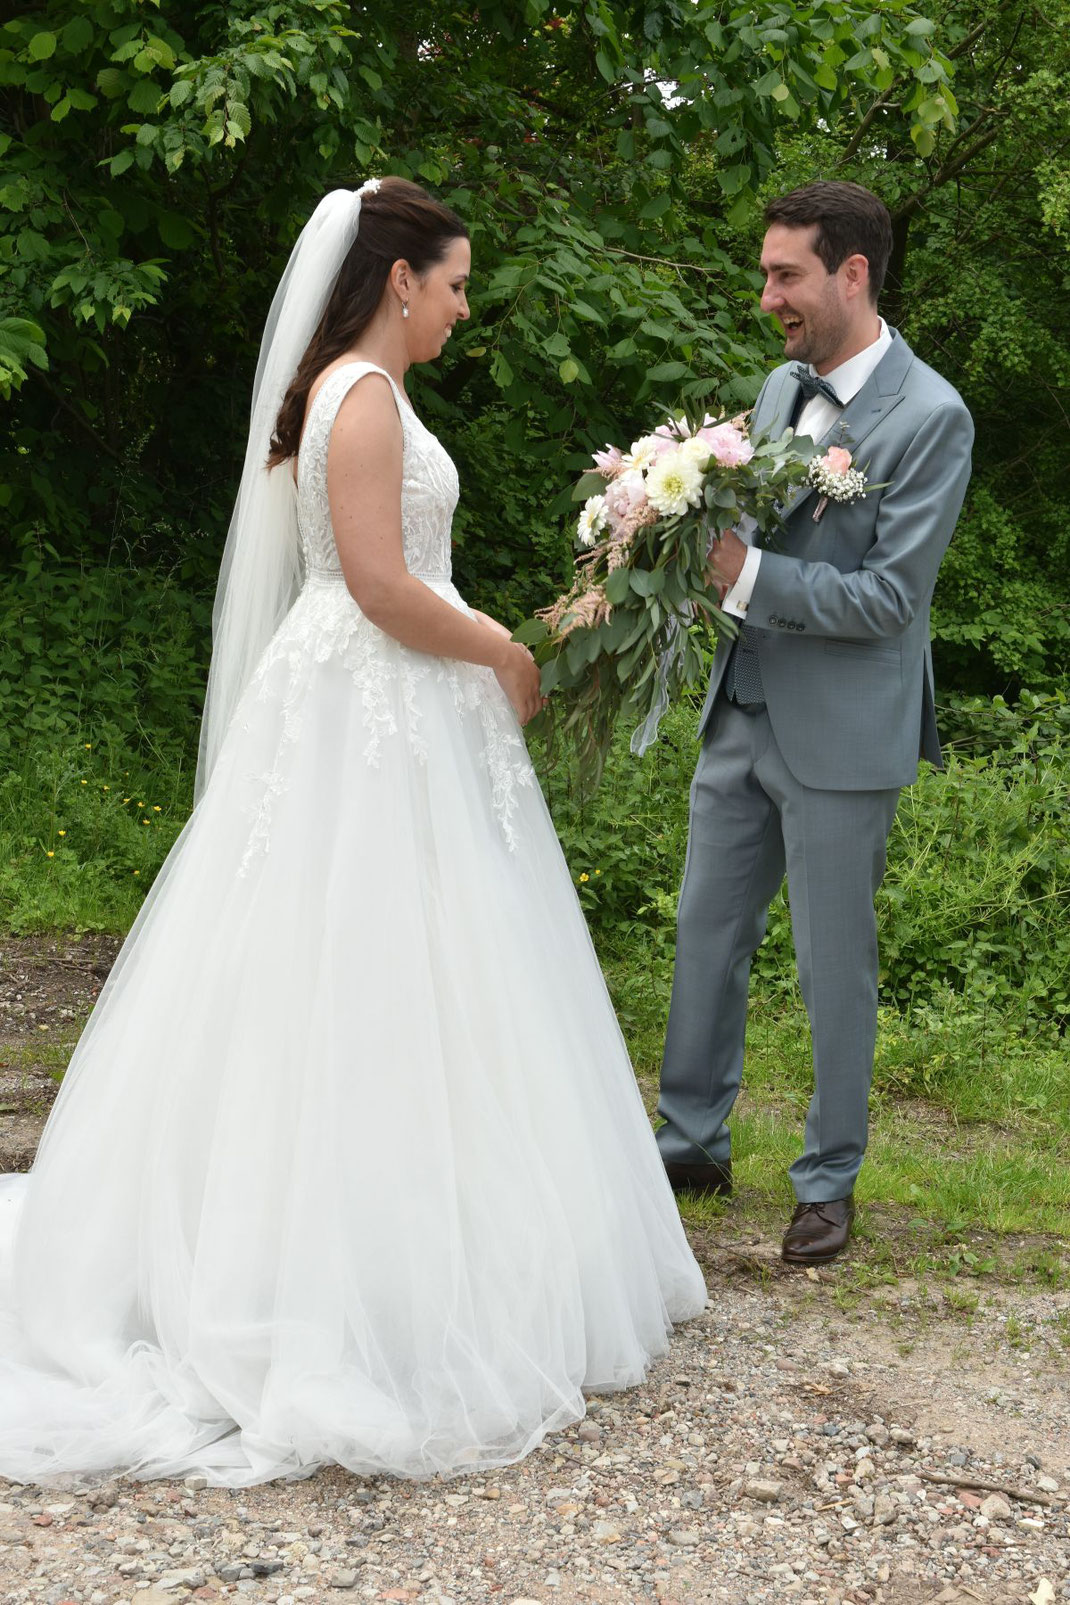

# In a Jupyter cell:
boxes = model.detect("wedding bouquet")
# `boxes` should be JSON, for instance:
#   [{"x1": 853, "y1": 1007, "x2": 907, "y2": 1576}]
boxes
[{"x1": 516, "y1": 407, "x2": 819, "y2": 789}]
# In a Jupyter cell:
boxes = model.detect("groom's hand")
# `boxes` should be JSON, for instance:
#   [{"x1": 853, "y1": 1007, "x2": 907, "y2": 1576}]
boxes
[{"x1": 706, "y1": 528, "x2": 747, "y2": 590}]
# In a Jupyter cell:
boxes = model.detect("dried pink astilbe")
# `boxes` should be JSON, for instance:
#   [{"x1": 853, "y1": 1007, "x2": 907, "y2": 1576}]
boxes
[{"x1": 557, "y1": 585, "x2": 612, "y2": 639}]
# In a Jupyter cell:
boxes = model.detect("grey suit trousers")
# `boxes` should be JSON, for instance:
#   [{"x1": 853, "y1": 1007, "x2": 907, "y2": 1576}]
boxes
[{"x1": 656, "y1": 698, "x2": 899, "y2": 1201}]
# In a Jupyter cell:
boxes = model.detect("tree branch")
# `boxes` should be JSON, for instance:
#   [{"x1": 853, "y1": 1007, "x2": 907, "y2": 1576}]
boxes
[
  {"x1": 894, "y1": 126, "x2": 1003, "y2": 221},
  {"x1": 29, "y1": 370, "x2": 127, "y2": 463},
  {"x1": 838, "y1": 87, "x2": 899, "y2": 168}
]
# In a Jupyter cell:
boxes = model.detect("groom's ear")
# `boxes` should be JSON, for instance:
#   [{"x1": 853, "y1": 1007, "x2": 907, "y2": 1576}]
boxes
[{"x1": 841, "y1": 252, "x2": 872, "y2": 303}]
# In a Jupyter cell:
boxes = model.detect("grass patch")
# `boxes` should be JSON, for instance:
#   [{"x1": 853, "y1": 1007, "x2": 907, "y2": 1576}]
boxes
[{"x1": 603, "y1": 940, "x2": 1070, "y2": 1264}]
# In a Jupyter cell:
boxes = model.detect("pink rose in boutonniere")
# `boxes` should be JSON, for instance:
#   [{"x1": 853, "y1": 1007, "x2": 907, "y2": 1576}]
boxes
[{"x1": 808, "y1": 445, "x2": 873, "y2": 523}]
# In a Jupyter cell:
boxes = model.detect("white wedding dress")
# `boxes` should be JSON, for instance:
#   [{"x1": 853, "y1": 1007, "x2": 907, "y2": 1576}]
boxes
[{"x1": 0, "y1": 362, "x2": 705, "y2": 1487}]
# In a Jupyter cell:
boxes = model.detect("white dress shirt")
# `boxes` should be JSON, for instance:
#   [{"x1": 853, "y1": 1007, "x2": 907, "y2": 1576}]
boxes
[{"x1": 722, "y1": 319, "x2": 893, "y2": 619}]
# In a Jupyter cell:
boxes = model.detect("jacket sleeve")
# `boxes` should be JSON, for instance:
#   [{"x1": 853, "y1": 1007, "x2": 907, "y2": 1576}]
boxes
[{"x1": 748, "y1": 398, "x2": 974, "y2": 642}]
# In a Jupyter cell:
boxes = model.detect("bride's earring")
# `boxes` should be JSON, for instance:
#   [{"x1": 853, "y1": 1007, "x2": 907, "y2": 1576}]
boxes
[{"x1": 402, "y1": 302, "x2": 409, "y2": 319}]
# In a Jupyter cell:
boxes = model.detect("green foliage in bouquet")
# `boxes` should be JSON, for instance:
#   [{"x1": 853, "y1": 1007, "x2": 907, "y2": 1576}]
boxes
[{"x1": 515, "y1": 415, "x2": 818, "y2": 790}]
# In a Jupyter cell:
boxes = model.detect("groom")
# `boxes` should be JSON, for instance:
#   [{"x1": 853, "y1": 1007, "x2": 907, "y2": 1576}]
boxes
[{"x1": 656, "y1": 181, "x2": 973, "y2": 1264}]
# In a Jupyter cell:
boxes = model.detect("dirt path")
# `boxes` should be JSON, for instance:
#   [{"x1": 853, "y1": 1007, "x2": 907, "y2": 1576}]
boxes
[{"x1": 0, "y1": 936, "x2": 1067, "y2": 1605}]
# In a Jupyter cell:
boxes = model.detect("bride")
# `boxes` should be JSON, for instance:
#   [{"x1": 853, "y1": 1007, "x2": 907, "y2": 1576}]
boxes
[{"x1": 0, "y1": 177, "x2": 705, "y2": 1487}]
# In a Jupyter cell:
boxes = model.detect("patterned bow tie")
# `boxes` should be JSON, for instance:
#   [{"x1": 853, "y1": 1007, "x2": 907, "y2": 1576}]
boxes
[{"x1": 791, "y1": 365, "x2": 842, "y2": 407}]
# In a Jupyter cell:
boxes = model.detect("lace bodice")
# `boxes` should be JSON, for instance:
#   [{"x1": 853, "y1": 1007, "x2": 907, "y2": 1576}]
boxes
[{"x1": 296, "y1": 361, "x2": 459, "y2": 581}]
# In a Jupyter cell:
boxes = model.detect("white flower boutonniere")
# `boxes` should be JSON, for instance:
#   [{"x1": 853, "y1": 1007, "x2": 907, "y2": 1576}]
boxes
[{"x1": 808, "y1": 445, "x2": 871, "y2": 523}]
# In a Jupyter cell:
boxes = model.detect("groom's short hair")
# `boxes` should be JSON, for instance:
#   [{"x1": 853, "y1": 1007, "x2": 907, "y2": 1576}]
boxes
[{"x1": 765, "y1": 182, "x2": 893, "y2": 302}]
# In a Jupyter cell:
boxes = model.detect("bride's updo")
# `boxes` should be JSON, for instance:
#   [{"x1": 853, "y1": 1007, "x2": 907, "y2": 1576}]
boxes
[{"x1": 268, "y1": 177, "x2": 468, "y2": 466}]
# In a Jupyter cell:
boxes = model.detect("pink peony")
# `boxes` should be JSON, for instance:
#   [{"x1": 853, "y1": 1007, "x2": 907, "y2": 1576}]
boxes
[
  {"x1": 821, "y1": 445, "x2": 853, "y2": 476},
  {"x1": 592, "y1": 443, "x2": 624, "y2": 476},
  {"x1": 604, "y1": 469, "x2": 649, "y2": 524},
  {"x1": 695, "y1": 423, "x2": 754, "y2": 468}
]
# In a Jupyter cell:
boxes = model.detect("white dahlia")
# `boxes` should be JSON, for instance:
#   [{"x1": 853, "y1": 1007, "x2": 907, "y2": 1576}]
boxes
[
  {"x1": 576, "y1": 494, "x2": 609, "y2": 548},
  {"x1": 645, "y1": 448, "x2": 704, "y2": 517}
]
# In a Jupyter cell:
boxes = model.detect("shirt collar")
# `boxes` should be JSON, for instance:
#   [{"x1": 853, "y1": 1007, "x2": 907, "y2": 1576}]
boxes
[{"x1": 810, "y1": 318, "x2": 891, "y2": 406}]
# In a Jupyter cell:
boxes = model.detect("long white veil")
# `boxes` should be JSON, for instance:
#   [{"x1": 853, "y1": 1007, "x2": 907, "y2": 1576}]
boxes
[{"x1": 194, "y1": 187, "x2": 369, "y2": 800}]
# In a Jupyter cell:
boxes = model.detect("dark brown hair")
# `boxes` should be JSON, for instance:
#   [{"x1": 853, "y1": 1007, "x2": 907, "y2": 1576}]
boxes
[
  {"x1": 764, "y1": 181, "x2": 893, "y2": 303},
  {"x1": 267, "y1": 177, "x2": 468, "y2": 467}
]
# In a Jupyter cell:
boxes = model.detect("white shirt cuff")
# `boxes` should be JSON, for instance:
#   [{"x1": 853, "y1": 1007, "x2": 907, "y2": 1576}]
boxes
[{"x1": 721, "y1": 544, "x2": 762, "y2": 618}]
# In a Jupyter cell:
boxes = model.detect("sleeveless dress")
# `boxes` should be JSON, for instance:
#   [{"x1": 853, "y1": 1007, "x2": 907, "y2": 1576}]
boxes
[{"x1": 0, "y1": 362, "x2": 705, "y2": 1487}]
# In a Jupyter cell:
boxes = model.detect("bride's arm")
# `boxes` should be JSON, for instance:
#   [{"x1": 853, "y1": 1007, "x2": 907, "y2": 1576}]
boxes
[{"x1": 326, "y1": 376, "x2": 542, "y2": 722}]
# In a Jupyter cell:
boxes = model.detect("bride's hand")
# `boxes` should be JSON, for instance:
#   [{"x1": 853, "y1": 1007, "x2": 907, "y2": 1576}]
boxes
[{"x1": 493, "y1": 640, "x2": 544, "y2": 724}]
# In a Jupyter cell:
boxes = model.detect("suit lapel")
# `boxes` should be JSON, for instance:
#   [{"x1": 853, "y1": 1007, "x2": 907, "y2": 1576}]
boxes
[{"x1": 778, "y1": 330, "x2": 914, "y2": 527}]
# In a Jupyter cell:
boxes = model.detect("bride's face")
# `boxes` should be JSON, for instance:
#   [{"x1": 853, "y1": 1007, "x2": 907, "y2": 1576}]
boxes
[{"x1": 404, "y1": 236, "x2": 471, "y2": 363}]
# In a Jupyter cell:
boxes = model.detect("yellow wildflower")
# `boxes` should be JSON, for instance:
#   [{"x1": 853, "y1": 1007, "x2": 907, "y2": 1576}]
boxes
[
  {"x1": 594, "y1": 868, "x2": 601, "y2": 876},
  {"x1": 45, "y1": 850, "x2": 54, "y2": 858},
  {"x1": 84, "y1": 743, "x2": 92, "y2": 750},
  {"x1": 80, "y1": 779, "x2": 87, "y2": 786},
  {"x1": 579, "y1": 872, "x2": 590, "y2": 883},
  {"x1": 57, "y1": 830, "x2": 66, "y2": 837},
  {"x1": 153, "y1": 806, "x2": 161, "y2": 812},
  {"x1": 103, "y1": 785, "x2": 110, "y2": 791},
  {"x1": 133, "y1": 869, "x2": 140, "y2": 876}
]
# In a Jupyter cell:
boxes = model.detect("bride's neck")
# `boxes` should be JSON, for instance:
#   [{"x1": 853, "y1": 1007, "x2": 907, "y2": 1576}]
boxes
[{"x1": 343, "y1": 309, "x2": 410, "y2": 390}]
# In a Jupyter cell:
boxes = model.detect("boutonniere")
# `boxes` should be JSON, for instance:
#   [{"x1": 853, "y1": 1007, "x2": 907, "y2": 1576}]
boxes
[{"x1": 808, "y1": 445, "x2": 872, "y2": 523}]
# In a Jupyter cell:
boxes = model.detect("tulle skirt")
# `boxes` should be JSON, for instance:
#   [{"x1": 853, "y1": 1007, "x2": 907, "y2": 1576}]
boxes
[{"x1": 0, "y1": 578, "x2": 705, "y2": 1486}]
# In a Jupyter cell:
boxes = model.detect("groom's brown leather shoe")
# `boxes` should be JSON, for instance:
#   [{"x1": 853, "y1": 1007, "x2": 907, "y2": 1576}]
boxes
[
  {"x1": 663, "y1": 1160, "x2": 732, "y2": 1199},
  {"x1": 781, "y1": 1197, "x2": 854, "y2": 1264}
]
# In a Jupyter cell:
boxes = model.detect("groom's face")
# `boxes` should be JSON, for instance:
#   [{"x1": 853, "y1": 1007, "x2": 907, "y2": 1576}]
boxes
[{"x1": 759, "y1": 224, "x2": 851, "y2": 372}]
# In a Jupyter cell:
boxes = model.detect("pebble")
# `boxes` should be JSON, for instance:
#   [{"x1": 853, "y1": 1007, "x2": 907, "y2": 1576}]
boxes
[
  {"x1": 744, "y1": 1479, "x2": 783, "y2": 1502},
  {"x1": 0, "y1": 1276, "x2": 1065, "y2": 1604}
]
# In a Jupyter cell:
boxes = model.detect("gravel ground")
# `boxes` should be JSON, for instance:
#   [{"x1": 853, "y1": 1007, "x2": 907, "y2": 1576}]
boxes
[
  {"x1": 1, "y1": 1269, "x2": 1067, "y2": 1605},
  {"x1": 2, "y1": 938, "x2": 1068, "y2": 1604}
]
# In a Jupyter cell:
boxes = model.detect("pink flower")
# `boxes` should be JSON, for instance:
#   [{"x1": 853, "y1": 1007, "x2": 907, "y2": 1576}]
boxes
[
  {"x1": 604, "y1": 469, "x2": 649, "y2": 524},
  {"x1": 592, "y1": 443, "x2": 624, "y2": 476},
  {"x1": 821, "y1": 445, "x2": 853, "y2": 476},
  {"x1": 695, "y1": 423, "x2": 754, "y2": 468}
]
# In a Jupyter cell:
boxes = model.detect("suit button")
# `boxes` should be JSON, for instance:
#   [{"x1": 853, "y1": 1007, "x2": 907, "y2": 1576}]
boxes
[
  {"x1": 768, "y1": 614, "x2": 778, "y2": 625},
  {"x1": 798, "y1": 623, "x2": 805, "y2": 631}
]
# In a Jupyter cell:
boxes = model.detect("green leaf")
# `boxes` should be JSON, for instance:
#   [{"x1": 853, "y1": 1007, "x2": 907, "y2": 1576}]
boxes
[
  {"x1": 28, "y1": 32, "x2": 57, "y2": 61},
  {"x1": 559, "y1": 357, "x2": 580, "y2": 384},
  {"x1": 630, "y1": 568, "x2": 655, "y2": 597},
  {"x1": 639, "y1": 192, "x2": 672, "y2": 220},
  {"x1": 595, "y1": 48, "x2": 614, "y2": 84},
  {"x1": 605, "y1": 568, "x2": 632, "y2": 605},
  {"x1": 96, "y1": 67, "x2": 125, "y2": 98},
  {"x1": 512, "y1": 618, "x2": 548, "y2": 647},
  {"x1": 61, "y1": 16, "x2": 95, "y2": 54},
  {"x1": 647, "y1": 360, "x2": 690, "y2": 382},
  {"x1": 158, "y1": 212, "x2": 194, "y2": 249},
  {"x1": 128, "y1": 78, "x2": 161, "y2": 114},
  {"x1": 108, "y1": 148, "x2": 135, "y2": 177},
  {"x1": 910, "y1": 125, "x2": 936, "y2": 157},
  {"x1": 169, "y1": 79, "x2": 194, "y2": 109},
  {"x1": 490, "y1": 350, "x2": 514, "y2": 389},
  {"x1": 906, "y1": 16, "x2": 936, "y2": 35},
  {"x1": 572, "y1": 469, "x2": 608, "y2": 502}
]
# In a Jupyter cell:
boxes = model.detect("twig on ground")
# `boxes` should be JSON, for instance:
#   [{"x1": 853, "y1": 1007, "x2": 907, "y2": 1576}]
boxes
[{"x1": 919, "y1": 1468, "x2": 1057, "y2": 1506}]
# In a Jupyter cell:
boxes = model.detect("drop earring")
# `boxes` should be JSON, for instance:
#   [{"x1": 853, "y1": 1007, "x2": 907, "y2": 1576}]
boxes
[{"x1": 402, "y1": 302, "x2": 409, "y2": 319}]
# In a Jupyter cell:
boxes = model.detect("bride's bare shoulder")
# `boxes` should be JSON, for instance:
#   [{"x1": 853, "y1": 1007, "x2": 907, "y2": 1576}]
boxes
[{"x1": 306, "y1": 358, "x2": 397, "y2": 422}]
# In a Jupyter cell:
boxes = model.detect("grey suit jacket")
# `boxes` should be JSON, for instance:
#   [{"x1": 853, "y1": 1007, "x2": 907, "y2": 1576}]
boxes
[{"x1": 698, "y1": 330, "x2": 974, "y2": 791}]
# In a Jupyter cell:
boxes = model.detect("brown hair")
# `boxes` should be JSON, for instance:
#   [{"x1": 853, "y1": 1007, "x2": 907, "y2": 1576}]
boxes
[
  {"x1": 764, "y1": 181, "x2": 893, "y2": 303},
  {"x1": 267, "y1": 177, "x2": 468, "y2": 467}
]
